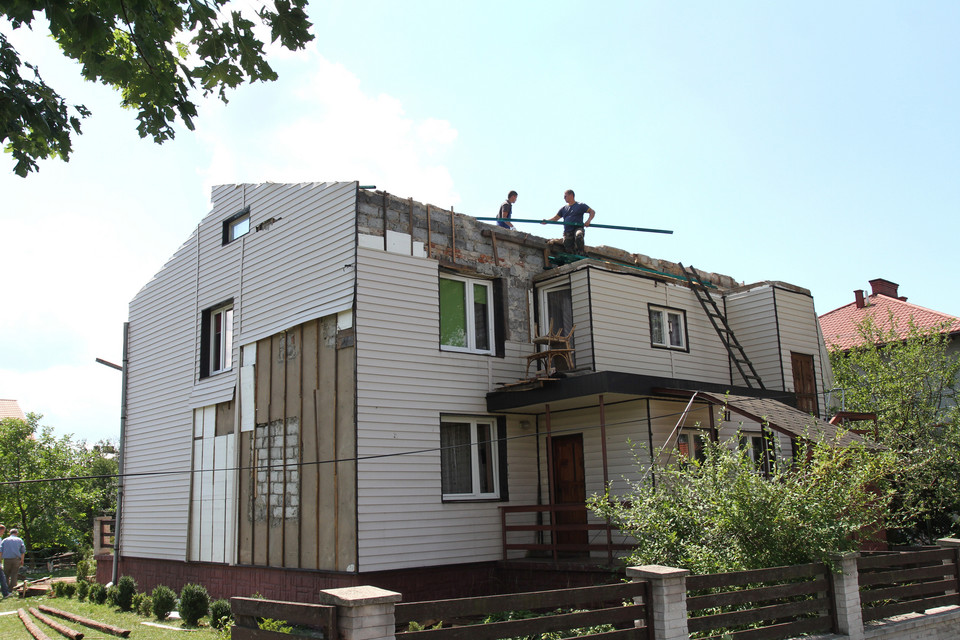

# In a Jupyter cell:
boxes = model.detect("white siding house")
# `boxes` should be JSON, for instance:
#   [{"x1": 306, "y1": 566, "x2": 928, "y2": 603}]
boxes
[{"x1": 116, "y1": 182, "x2": 845, "y2": 598}]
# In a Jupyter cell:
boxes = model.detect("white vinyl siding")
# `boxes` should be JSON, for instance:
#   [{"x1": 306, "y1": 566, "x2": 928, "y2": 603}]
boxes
[
  {"x1": 724, "y1": 286, "x2": 783, "y2": 390},
  {"x1": 775, "y1": 288, "x2": 829, "y2": 411},
  {"x1": 123, "y1": 182, "x2": 357, "y2": 561},
  {"x1": 355, "y1": 247, "x2": 537, "y2": 572}
]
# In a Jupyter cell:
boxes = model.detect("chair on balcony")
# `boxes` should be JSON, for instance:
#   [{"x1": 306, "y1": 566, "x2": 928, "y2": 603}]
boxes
[{"x1": 525, "y1": 323, "x2": 576, "y2": 378}]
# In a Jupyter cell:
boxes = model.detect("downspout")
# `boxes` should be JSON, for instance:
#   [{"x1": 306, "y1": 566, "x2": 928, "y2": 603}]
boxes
[{"x1": 111, "y1": 321, "x2": 129, "y2": 585}]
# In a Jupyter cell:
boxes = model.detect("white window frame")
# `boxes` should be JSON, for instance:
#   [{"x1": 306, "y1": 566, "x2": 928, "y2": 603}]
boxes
[
  {"x1": 537, "y1": 279, "x2": 572, "y2": 335},
  {"x1": 440, "y1": 416, "x2": 500, "y2": 500},
  {"x1": 208, "y1": 304, "x2": 234, "y2": 374},
  {"x1": 439, "y1": 275, "x2": 495, "y2": 355},
  {"x1": 649, "y1": 305, "x2": 687, "y2": 350}
]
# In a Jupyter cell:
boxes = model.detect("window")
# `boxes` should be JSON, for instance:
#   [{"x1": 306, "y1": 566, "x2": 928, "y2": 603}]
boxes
[
  {"x1": 222, "y1": 207, "x2": 251, "y2": 245},
  {"x1": 441, "y1": 417, "x2": 502, "y2": 500},
  {"x1": 440, "y1": 275, "x2": 494, "y2": 354},
  {"x1": 649, "y1": 305, "x2": 687, "y2": 350},
  {"x1": 200, "y1": 302, "x2": 234, "y2": 378},
  {"x1": 677, "y1": 432, "x2": 706, "y2": 463}
]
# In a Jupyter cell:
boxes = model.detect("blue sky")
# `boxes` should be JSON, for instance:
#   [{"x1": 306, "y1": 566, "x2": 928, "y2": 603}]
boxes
[{"x1": 2, "y1": 1, "x2": 958, "y2": 443}]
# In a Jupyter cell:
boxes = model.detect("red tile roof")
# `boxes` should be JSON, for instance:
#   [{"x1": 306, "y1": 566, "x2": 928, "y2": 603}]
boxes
[
  {"x1": 819, "y1": 294, "x2": 960, "y2": 351},
  {"x1": 0, "y1": 399, "x2": 26, "y2": 421}
]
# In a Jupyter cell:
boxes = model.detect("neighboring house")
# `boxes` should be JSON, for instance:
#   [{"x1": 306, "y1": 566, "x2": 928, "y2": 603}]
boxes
[
  {"x1": 114, "y1": 182, "x2": 846, "y2": 600},
  {"x1": 0, "y1": 399, "x2": 26, "y2": 421},
  {"x1": 819, "y1": 278, "x2": 960, "y2": 411}
]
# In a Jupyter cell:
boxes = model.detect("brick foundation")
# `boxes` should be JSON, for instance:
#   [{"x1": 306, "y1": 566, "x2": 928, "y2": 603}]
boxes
[{"x1": 95, "y1": 555, "x2": 624, "y2": 602}]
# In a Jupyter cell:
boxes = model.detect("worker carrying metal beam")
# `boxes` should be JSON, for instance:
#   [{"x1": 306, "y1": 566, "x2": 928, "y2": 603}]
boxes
[
  {"x1": 542, "y1": 189, "x2": 595, "y2": 255},
  {"x1": 497, "y1": 190, "x2": 518, "y2": 229}
]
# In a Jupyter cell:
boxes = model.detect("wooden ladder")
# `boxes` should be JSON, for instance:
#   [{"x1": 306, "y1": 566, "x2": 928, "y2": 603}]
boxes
[{"x1": 680, "y1": 263, "x2": 765, "y2": 390}]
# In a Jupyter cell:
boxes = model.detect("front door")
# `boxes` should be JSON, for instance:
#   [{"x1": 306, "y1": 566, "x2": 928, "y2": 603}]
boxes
[
  {"x1": 791, "y1": 352, "x2": 818, "y2": 416},
  {"x1": 551, "y1": 434, "x2": 588, "y2": 550}
]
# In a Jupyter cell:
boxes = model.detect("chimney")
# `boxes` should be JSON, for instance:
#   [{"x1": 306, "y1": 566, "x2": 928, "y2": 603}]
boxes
[
  {"x1": 869, "y1": 278, "x2": 900, "y2": 299},
  {"x1": 854, "y1": 290, "x2": 866, "y2": 308}
]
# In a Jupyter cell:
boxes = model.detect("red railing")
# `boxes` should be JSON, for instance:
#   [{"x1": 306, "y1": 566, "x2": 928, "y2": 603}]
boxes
[{"x1": 500, "y1": 504, "x2": 634, "y2": 564}]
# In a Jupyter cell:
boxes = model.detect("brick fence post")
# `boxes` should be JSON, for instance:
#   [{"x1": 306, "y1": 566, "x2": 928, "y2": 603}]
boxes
[
  {"x1": 626, "y1": 565, "x2": 690, "y2": 640},
  {"x1": 318, "y1": 585, "x2": 402, "y2": 640},
  {"x1": 829, "y1": 552, "x2": 863, "y2": 640}
]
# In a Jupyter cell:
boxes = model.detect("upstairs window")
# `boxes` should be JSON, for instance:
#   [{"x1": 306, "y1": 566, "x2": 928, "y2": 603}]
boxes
[
  {"x1": 649, "y1": 305, "x2": 687, "y2": 351},
  {"x1": 200, "y1": 302, "x2": 234, "y2": 378},
  {"x1": 440, "y1": 275, "x2": 494, "y2": 354},
  {"x1": 441, "y1": 417, "x2": 502, "y2": 500},
  {"x1": 222, "y1": 207, "x2": 251, "y2": 245}
]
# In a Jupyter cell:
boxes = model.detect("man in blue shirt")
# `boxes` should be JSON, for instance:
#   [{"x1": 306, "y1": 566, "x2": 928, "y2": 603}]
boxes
[
  {"x1": 542, "y1": 189, "x2": 596, "y2": 255},
  {"x1": 0, "y1": 526, "x2": 25, "y2": 592}
]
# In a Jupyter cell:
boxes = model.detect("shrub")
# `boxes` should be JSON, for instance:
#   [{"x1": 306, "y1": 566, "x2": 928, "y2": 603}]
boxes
[
  {"x1": 51, "y1": 581, "x2": 67, "y2": 598},
  {"x1": 76, "y1": 580, "x2": 89, "y2": 601},
  {"x1": 178, "y1": 583, "x2": 210, "y2": 627},
  {"x1": 106, "y1": 585, "x2": 119, "y2": 607},
  {"x1": 131, "y1": 592, "x2": 145, "y2": 613},
  {"x1": 115, "y1": 576, "x2": 137, "y2": 611},
  {"x1": 63, "y1": 582, "x2": 77, "y2": 598},
  {"x1": 139, "y1": 595, "x2": 154, "y2": 617},
  {"x1": 259, "y1": 618, "x2": 293, "y2": 633},
  {"x1": 209, "y1": 599, "x2": 233, "y2": 629},
  {"x1": 88, "y1": 582, "x2": 107, "y2": 605},
  {"x1": 152, "y1": 585, "x2": 176, "y2": 620},
  {"x1": 76, "y1": 558, "x2": 90, "y2": 583}
]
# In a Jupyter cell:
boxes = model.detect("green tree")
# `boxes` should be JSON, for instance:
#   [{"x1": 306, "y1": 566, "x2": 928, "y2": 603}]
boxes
[
  {"x1": 829, "y1": 315, "x2": 960, "y2": 543},
  {"x1": 0, "y1": 414, "x2": 118, "y2": 553},
  {"x1": 590, "y1": 431, "x2": 896, "y2": 574},
  {"x1": 2, "y1": 0, "x2": 313, "y2": 176}
]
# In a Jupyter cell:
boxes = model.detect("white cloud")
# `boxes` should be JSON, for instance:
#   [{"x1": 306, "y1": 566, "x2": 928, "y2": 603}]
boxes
[{"x1": 194, "y1": 51, "x2": 460, "y2": 207}]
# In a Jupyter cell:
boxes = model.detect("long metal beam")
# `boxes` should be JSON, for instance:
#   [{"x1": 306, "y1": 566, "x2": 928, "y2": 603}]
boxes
[{"x1": 474, "y1": 217, "x2": 673, "y2": 234}]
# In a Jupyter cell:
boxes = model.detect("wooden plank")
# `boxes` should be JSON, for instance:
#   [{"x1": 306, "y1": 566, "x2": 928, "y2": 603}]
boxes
[
  {"x1": 858, "y1": 563, "x2": 954, "y2": 587},
  {"x1": 284, "y1": 324, "x2": 302, "y2": 568},
  {"x1": 28, "y1": 607, "x2": 83, "y2": 640},
  {"x1": 37, "y1": 605, "x2": 131, "y2": 637},
  {"x1": 336, "y1": 342, "x2": 357, "y2": 571},
  {"x1": 396, "y1": 583, "x2": 647, "y2": 624},
  {"x1": 317, "y1": 317, "x2": 337, "y2": 570},
  {"x1": 299, "y1": 319, "x2": 320, "y2": 570},
  {"x1": 232, "y1": 628, "x2": 304, "y2": 640},
  {"x1": 856, "y1": 548, "x2": 953, "y2": 570},
  {"x1": 255, "y1": 336, "x2": 271, "y2": 425},
  {"x1": 862, "y1": 593, "x2": 960, "y2": 622},
  {"x1": 687, "y1": 563, "x2": 825, "y2": 591},
  {"x1": 687, "y1": 577, "x2": 829, "y2": 611},
  {"x1": 267, "y1": 333, "x2": 285, "y2": 568},
  {"x1": 231, "y1": 597, "x2": 336, "y2": 628},
  {"x1": 237, "y1": 431, "x2": 253, "y2": 565},
  {"x1": 399, "y1": 606, "x2": 643, "y2": 640},
  {"x1": 860, "y1": 578, "x2": 957, "y2": 606},
  {"x1": 215, "y1": 399, "x2": 235, "y2": 437},
  {"x1": 687, "y1": 596, "x2": 829, "y2": 632}
]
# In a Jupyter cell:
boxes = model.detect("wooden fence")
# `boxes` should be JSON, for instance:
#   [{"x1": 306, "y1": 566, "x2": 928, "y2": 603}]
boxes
[
  {"x1": 499, "y1": 504, "x2": 635, "y2": 563},
  {"x1": 395, "y1": 581, "x2": 651, "y2": 640},
  {"x1": 857, "y1": 547, "x2": 960, "y2": 622},
  {"x1": 685, "y1": 562, "x2": 834, "y2": 640},
  {"x1": 230, "y1": 596, "x2": 337, "y2": 640}
]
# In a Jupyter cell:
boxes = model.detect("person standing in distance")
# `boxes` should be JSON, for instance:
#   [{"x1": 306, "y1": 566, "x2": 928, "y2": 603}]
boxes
[
  {"x1": 497, "y1": 191, "x2": 518, "y2": 229},
  {"x1": 542, "y1": 189, "x2": 595, "y2": 255},
  {"x1": 0, "y1": 527, "x2": 25, "y2": 592},
  {"x1": 0, "y1": 525, "x2": 9, "y2": 598}
]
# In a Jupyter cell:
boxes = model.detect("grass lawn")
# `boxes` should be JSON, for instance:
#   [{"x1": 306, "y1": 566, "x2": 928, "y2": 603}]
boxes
[{"x1": 0, "y1": 593, "x2": 227, "y2": 640}]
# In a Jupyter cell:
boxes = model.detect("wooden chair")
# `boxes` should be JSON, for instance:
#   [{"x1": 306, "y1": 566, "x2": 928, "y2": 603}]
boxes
[{"x1": 526, "y1": 324, "x2": 576, "y2": 378}]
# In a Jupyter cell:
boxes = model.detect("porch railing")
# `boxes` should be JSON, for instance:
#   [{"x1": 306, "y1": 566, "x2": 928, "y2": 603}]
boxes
[{"x1": 499, "y1": 504, "x2": 634, "y2": 563}]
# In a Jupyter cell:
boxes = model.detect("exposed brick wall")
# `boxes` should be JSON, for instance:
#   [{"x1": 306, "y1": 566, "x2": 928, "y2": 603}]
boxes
[{"x1": 95, "y1": 555, "x2": 624, "y2": 602}]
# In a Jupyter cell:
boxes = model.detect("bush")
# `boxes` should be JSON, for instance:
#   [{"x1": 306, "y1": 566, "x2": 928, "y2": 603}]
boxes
[
  {"x1": 152, "y1": 585, "x2": 176, "y2": 620},
  {"x1": 106, "y1": 585, "x2": 119, "y2": 607},
  {"x1": 131, "y1": 592, "x2": 145, "y2": 613},
  {"x1": 76, "y1": 580, "x2": 89, "y2": 601},
  {"x1": 51, "y1": 581, "x2": 67, "y2": 598},
  {"x1": 178, "y1": 583, "x2": 210, "y2": 627},
  {"x1": 88, "y1": 582, "x2": 107, "y2": 605},
  {"x1": 209, "y1": 599, "x2": 233, "y2": 629},
  {"x1": 63, "y1": 582, "x2": 77, "y2": 598},
  {"x1": 76, "y1": 558, "x2": 91, "y2": 583},
  {"x1": 115, "y1": 575, "x2": 137, "y2": 611},
  {"x1": 139, "y1": 595, "x2": 154, "y2": 617}
]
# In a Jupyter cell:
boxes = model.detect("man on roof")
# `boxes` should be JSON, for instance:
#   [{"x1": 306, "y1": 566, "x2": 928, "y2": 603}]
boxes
[
  {"x1": 542, "y1": 189, "x2": 595, "y2": 255},
  {"x1": 496, "y1": 190, "x2": 518, "y2": 229}
]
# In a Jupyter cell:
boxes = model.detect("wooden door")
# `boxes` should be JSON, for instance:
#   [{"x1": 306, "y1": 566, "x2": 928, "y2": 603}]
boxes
[
  {"x1": 551, "y1": 434, "x2": 588, "y2": 550},
  {"x1": 791, "y1": 352, "x2": 818, "y2": 416}
]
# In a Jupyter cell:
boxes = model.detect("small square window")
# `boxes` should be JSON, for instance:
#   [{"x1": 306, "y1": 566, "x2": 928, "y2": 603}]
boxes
[
  {"x1": 649, "y1": 305, "x2": 687, "y2": 350},
  {"x1": 222, "y1": 208, "x2": 251, "y2": 245},
  {"x1": 440, "y1": 275, "x2": 495, "y2": 354},
  {"x1": 441, "y1": 417, "x2": 501, "y2": 500}
]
